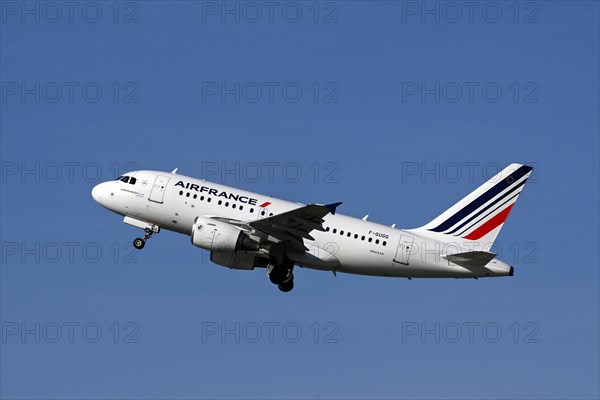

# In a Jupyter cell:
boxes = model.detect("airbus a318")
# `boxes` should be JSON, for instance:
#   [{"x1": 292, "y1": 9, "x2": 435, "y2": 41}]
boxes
[{"x1": 92, "y1": 163, "x2": 533, "y2": 292}]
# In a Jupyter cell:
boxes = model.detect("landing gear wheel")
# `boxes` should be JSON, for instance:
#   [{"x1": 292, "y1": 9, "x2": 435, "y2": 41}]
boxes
[
  {"x1": 278, "y1": 275, "x2": 294, "y2": 292},
  {"x1": 267, "y1": 253, "x2": 294, "y2": 292},
  {"x1": 269, "y1": 267, "x2": 291, "y2": 285},
  {"x1": 133, "y1": 238, "x2": 145, "y2": 249},
  {"x1": 267, "y1": 258, "x2": 293, "y2": 285},
  {"x1": 133, "y1": 226, "x2": 158, "y2": 250}
]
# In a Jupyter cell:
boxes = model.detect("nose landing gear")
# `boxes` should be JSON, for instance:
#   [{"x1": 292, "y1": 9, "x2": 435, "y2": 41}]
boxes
[
  {"x1": 133, "y1": 226, "x2": 158, "y2": 250},
  {"x1": 133, "y1": 237, "x2": 145, "y2": 249}
]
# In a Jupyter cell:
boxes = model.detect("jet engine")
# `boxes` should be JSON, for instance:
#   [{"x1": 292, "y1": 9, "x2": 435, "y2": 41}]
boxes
[
  {"x1": 210, "y1": 250, "x2": 268, "y2": 270},
  {"x1": 191, "y1": 216, "x2": 259, "y2": 253}
]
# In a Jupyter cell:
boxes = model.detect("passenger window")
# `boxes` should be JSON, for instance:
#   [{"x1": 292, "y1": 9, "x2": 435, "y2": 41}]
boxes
[
  {"x1": 347, "y1": 232, "x2": 351, "y2": 237},
  {"x1": 354, "y1": 234, "x2": 358, "y2": 239},
  {"x1": 361, "y1": 236, "x2": 365, "y2": 240},
  {"x1": 179, "y1": 191, "x2": 183, "y2": 196},
  {"x1": 225, "y1": 202, "x2": 229, "y2": 207},
  {"x1": 375, "y1": 239, "x2": 380, "y2": 244},
  {"x1": 368, "y1": 238, "x2": 372, "y2": 243},
  {"x1": 232, "y1": 204, "x2": 236, "y2": 209},
  {"x1": 340, "y1": 230, "x2": 344, "y2": 235},
  {"x1": 186, "y1": 193, "x2": 190, "y2": 197},
  {"x1": 250, "y1": 208, "x2": 254, "y2": 213},
  {"x1": 193, "y1": 194, "x2": 197, "y2": 199},
  {"x1": 239, "y1": 205, "x2": 243, "y2": 210},
  {"x1": 333, "y1": 229, "x2": 337, "y2": 234},
  {"x1": 383, "y1": 241, "x2": 387, "y2": 246}
]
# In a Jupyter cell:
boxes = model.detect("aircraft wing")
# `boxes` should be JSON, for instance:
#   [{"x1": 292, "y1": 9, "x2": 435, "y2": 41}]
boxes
[{"x1": 248, "y1": 202, "x2": 342, "y2": 250}]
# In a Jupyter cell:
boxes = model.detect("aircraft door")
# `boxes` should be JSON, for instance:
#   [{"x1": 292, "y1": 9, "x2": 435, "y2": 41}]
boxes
[
  {"x1": 393, "y1": 234, "x2": 415, "y2": 265},
  {"x1": 149, "y1": 175, "x2": 170, "y2": 204},
  {"x1": 257, "y1": 202, "x2": 272, "y2": 219},
  {"x1": 257, "y1": 206, "x2": 270, "y2": 219}
]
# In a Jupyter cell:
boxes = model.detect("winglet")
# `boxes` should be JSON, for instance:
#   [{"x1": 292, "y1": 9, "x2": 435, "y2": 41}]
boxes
[{"x1": 324, "y1": 202, "x2": 342, "y2": 215}]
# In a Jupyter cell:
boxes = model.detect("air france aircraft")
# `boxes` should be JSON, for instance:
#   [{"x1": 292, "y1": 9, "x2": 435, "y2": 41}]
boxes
[{"x1": 92, "y1": 163, "x2": 533, "y2": 292}]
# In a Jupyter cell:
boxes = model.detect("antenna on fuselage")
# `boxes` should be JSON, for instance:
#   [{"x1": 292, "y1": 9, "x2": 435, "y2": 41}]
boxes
[
  {"x1": 171, "y1": 168, "x2": 178, "y2": 174},
  {"x1": 362, "y1": 215, "x2": 369, "y2": 221}
]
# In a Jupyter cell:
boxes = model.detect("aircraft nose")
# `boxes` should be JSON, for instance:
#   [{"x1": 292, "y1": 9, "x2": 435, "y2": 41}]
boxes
[
  {"x1": 92, "y1": 182, "x2": 109, "y2": 204},
  {"x1": 91, "y1": 184, "x2": 101, "y2": 203}
]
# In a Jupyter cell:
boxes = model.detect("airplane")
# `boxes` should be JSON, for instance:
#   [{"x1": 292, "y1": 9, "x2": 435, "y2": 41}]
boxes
[{"x1": 91, "y1": 163, "x2": 533, "y2": 292}]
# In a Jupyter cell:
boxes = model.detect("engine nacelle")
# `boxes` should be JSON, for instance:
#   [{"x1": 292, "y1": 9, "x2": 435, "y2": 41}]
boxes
[
  {"x1": 191, "y1": 216, "x2": 259, "y2": 253},
  {"x1": 210, "y1": 250, "x2": 268, "y2": 270}
]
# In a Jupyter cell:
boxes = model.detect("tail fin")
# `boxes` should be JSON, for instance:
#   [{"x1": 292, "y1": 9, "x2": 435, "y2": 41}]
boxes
[{"x1": 413, "y1": 163, "x2": 533, "y2": 245}]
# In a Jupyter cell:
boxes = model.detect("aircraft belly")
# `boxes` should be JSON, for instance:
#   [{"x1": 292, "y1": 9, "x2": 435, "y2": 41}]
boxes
[{"x1": 289, "y1": 243, "x2": 340, "y2": 271}]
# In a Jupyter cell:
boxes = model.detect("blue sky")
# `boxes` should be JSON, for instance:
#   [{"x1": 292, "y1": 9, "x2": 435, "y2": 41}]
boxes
[{"x1": 1, "y1": 1, "x2": 598, "y2": 399}]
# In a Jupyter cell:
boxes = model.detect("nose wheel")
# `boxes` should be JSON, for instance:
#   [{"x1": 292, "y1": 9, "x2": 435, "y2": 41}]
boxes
[{"x1": 133, "y1": 227, "x2": 156, "y2": 250}]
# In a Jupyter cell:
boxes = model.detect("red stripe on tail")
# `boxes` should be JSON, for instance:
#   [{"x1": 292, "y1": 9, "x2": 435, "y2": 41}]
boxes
[{"x1": 463, "y1": 204, "x2": 514, "y2": 240}]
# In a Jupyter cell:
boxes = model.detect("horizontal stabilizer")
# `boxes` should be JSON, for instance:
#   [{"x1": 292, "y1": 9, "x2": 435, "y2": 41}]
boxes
[{"x1": 444, "y1": 251, "x2": 496, "y2": 269}]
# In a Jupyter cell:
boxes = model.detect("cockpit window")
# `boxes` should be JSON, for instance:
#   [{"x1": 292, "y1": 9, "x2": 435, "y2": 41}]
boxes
[{"x1": 115, "y1": 175, "x2": 136, "y2": 184}]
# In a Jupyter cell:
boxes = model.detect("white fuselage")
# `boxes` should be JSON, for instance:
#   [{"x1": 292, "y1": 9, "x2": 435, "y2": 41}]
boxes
[{"x1": 92, "y1": 170, "x2": 513, "y2": 278}]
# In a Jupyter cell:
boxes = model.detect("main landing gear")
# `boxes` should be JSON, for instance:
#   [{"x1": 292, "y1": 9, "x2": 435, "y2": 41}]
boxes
[
  {"x1": 133, "y1": 226, "x2": 158, "y2": 250},
  {"x1": 267, "y1": 258, "x2": 294, "y2": 292}
]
